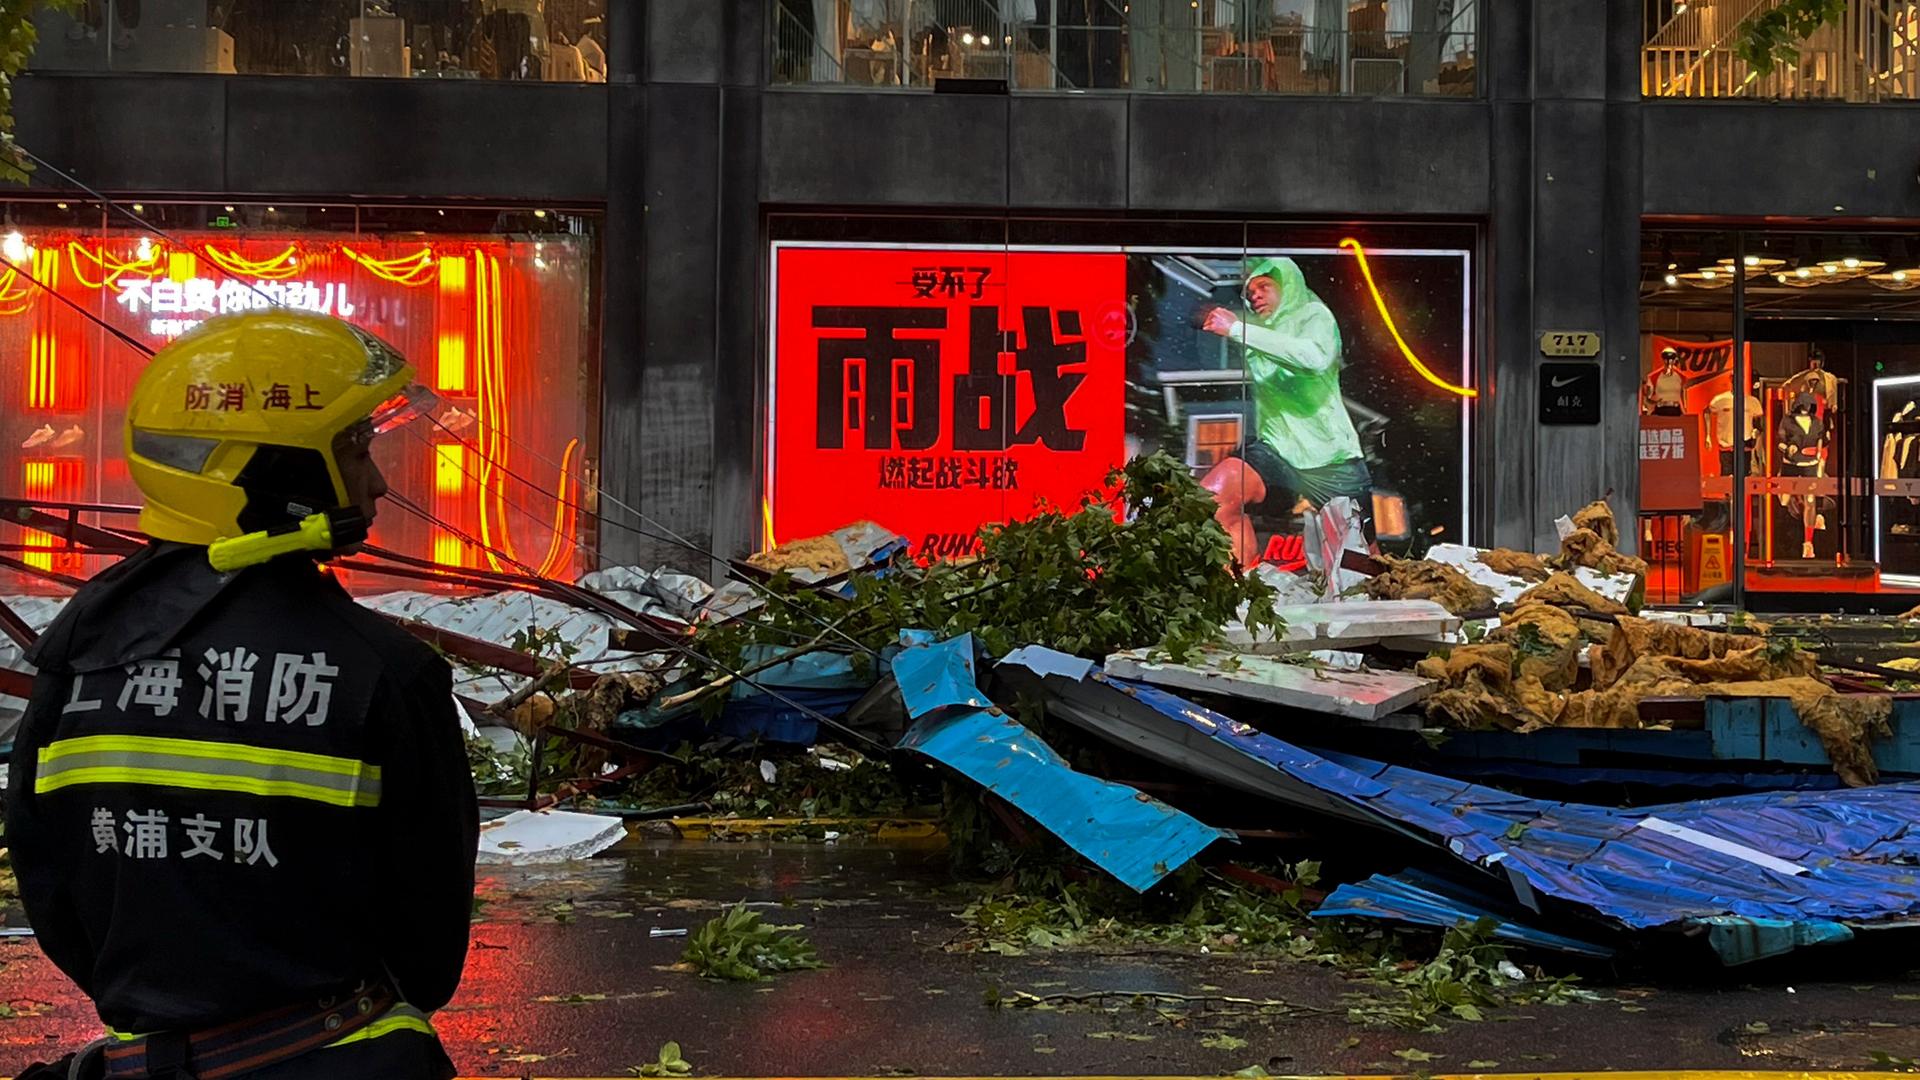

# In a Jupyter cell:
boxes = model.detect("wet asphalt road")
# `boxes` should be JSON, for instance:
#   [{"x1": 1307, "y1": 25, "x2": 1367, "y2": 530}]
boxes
[{"x1": 0, "y1": 839, "x2": 1919, "y2": 1077}]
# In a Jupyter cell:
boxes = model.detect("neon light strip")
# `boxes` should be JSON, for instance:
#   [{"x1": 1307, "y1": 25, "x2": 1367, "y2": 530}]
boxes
[
  {"x1": 533, "y1": 439, "x2": 580, "y2": 580},
  {"x1": 1460, "y1": 245, "x2": 1474, "y2": 544},
  {"x1": 343, "y1": 246, "x2": 437, "y2": 287},
  {"x1": 1339, "y1": 238, "x2": 1477, "y2": 399},
  {"x1": 66, "y1": 241, "x2": 164, "y2": 290},
  {"x1": 202, "y1": 243, "x2": 301, "y2": 280}
]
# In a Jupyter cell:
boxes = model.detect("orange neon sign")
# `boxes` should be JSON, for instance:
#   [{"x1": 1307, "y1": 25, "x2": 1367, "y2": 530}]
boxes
[
  {"x1": 0, "y1": 231, "x2": 589, "y2": 583},
  {"x1": 1339, "y1": 237, "x2": 1477, "y2": 399}
]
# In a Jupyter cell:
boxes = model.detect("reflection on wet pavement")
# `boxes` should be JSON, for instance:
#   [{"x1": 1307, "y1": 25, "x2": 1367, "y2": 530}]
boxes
[{"x1": 3, "y1": 840, "x2": 1920, "y2": 1076}]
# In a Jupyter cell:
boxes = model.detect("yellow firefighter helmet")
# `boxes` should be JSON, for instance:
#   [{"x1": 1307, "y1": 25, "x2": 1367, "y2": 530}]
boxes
[{"x1": 125, "y1": 310, "x2": 434, "y2": 550}]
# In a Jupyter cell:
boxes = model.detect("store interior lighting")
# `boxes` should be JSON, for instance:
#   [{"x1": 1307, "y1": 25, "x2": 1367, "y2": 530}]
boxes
[
  {"x1": 1715, "y1": 253, "x2": 1786, "y2": 276},
  {"x1": 1676, "y1": 267, "x2": 1734, "y2": 289},
  {"x1": 1868, "y1": 267, "x2": 1920, "y2": 291}
]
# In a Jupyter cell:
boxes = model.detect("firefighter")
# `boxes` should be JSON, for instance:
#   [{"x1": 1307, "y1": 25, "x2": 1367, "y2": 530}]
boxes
[{"x1": 7, "y1": 311, "x2": 478, "y2": 1079}]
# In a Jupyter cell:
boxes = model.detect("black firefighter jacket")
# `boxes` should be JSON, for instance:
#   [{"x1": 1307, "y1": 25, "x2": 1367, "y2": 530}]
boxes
[{"x1": 5, "y1": 543, "x2": 477, "y2": 1071}]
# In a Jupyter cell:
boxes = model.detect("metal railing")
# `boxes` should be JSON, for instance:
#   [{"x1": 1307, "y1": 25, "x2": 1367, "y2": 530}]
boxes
[
  {"x1": 1643, "y1": 0, "x2": 1920, "y2": 101},
  {"x1": 771, "y1": 0, "x2": 1479, "y2": 96}
]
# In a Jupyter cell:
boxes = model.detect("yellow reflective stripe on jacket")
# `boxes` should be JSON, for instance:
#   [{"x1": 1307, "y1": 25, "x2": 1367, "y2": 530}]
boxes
[
  {"x1": 325, "y1": 1004, "x2": 435, "y2": 1047},
  {"x1": 36, "y1": 734, "x2": 380, "y2": 808}
]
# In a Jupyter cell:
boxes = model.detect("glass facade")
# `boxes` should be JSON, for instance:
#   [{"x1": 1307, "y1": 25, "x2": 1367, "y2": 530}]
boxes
[
  {"x1": 1643, "y1": 0, "x2": 1920, "y2": 102},
  {"x1": 0, "y1": 201, "x2": 599, "y2": 592},
  {"x1": 771, "y1": 0, "x2": 1479, "y2": 96},
  {"x1": 31, "y1": 2, "x2": 608, "y2": 81},
  {"x1": 765, "y1": 215, "x2": 1479, "y2": 566},
  {"x1": 1639, "y1": 226, "x2": 1920, "y2": 608}
]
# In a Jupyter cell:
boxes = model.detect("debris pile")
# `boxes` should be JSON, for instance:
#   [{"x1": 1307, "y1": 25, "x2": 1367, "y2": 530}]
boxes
[
  {"x1": 134, "y1": 454, "x2": 1909, "y2": 968},
  {"x1": 1363, "y1": 556, "x2": 1493, "y2": 615}
]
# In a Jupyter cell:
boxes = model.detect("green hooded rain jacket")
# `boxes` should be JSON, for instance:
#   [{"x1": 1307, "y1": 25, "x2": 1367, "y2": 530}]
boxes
[{"x1": 1226, "y1": 256, "x2": 1363, "y2": 471}]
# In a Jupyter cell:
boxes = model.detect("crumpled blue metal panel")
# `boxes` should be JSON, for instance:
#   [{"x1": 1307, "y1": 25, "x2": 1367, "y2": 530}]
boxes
[
  {"x1": 892, "y1": 634, "x2": 993, "y2": 719},
  {"x1": 1694, "y1": 915, "x2": 1854, "y2": 965},
  {"x1": 1122, "y1": 683, "x2": 1920, "y2": 931},
  {"x1": 997, "y1": 649, "x2": 1920, "y2": 951},
  {"x1": 898, "y1": 705, "x2": 1230, "y2": 892},
  {"x1": 1314, "y1": 871, "x2": 1615, "y2": 957}
]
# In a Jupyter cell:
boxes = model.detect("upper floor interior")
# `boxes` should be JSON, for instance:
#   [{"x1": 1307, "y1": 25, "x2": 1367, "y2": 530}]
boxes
[{"x1": 20, "y1": 0, "x2": 1920, "y2": 105}]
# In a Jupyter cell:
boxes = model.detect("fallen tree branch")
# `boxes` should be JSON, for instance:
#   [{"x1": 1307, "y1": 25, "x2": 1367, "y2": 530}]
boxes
[{"x1": 486, "y1": 658, "x2": 571, "y2": 726}]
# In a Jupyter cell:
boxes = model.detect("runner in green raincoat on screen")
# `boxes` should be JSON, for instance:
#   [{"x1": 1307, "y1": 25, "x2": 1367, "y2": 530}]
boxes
[{"x1": 1198, "y1": 256, "x2": 1373, "y2": 566}]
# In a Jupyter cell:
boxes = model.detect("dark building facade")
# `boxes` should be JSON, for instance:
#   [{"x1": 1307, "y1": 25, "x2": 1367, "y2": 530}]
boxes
[{"x1": 11, "y1": 0, "x2": 1920, "y2": 604}]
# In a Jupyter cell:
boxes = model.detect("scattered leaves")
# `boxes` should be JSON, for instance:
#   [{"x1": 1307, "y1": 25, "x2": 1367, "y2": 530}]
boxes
[
  {"x1": 628, "y1": 1042, "x2": 692, "y2": 1077},
  {"x1": 681, "y1": 903, "x2": 823, "y2": 982}
]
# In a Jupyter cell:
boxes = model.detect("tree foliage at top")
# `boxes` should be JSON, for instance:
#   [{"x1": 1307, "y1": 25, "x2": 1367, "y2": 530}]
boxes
[
  {"x1": 0, "y1": 2, "x2": 81, "y2": 184},
  {"x1": 699, "y1": 452, "x2": 1279, "y2": 671},
  {"x1": 1735, "y1": 0, "x2": 1847, "y2": 79}
]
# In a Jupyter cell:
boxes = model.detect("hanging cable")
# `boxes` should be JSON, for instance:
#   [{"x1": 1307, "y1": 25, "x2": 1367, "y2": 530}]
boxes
[
  {"x1": 413, "y1": 410, "x2": 883, "y2": 658},
  {"x1": 0, "y1": 253, "x2": 156, "y2": 360},
  {"x1": 12, "y1": 146, "x2": 291, "y2": 314},
  {"x1": 400, "y1": 420, "x2": 611, "y2": 571}
]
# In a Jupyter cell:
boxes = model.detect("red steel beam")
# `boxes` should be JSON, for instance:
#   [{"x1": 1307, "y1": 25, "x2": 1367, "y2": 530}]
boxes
[
  {"x1": 388, "y1": 617, "x2": 603, "y2": 692},
  {"x1": 0, "y1": 500, "x2": 141, "y2": 555}
]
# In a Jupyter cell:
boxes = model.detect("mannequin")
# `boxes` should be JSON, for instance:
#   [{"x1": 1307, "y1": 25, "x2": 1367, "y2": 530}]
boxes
[
  {"x1": 1705, "y1": 384, "x2": 1762, "y2": 547},
  {"x1": 1782, "y1": 346, "x2": 1839, "y2": 410},
  {"x1": 1642, "y1": 347, "x2": 1685, "y2": 415},
  {"x1": 1777, "y1": 390, "x2": 1829, "y2": 559},
  {"x1": 1708, "y1": 385, "x2": 1762, "y2": 476},
  {"x1": 1881, "y1": 400, "x2": 1916, "y2": 482}
]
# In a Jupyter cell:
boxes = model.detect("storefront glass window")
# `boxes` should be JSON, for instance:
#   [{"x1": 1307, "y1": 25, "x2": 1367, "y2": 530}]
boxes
[
  {"x1": 764, "y1": 215, "x2": 1478, "y2": 571},
  {"x1": 0, "y1": 201, "x2": 599, "y2": 593},
  {"x1": 1640, "y1": 226, "x2": 1920, "y2": 608},
  {"x1": 32, "y1": 2, "x2": 609, "y2": 81}
]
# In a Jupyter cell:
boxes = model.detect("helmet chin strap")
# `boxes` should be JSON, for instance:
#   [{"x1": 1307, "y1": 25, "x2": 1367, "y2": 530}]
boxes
[{"x1": 207, "y1": 507, "x2": 368, "y2": 573}]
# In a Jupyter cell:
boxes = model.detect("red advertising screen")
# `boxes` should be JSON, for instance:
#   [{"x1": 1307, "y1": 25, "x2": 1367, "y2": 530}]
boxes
[{"x1": 770, "y1": 247, "x2": 1128, "y2": 557}]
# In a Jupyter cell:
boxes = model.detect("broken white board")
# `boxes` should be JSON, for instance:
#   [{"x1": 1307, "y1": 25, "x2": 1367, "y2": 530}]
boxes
[
  {"x1": 477, "y1": 809, "x2": 626, "y2": 865},
  {"x1": 1379, "y1": 615, "x2": 1500, "y2": 655},
  {"x1": 1250, "y1": 564, "x2": 1321, "y2": 607},
  {"x1": 1642, "y1": 609, "x2": 1730, "y2": 629},
  {"x1": 1225, "y1": 599, "x2": 1460, "y2": 654},
  {"x1": 1104, "y1": 648, "x2": 1434, "y2": 721},
  {"x1": 1424, "y1": 544, "x2": 1638, "y2": 606}
]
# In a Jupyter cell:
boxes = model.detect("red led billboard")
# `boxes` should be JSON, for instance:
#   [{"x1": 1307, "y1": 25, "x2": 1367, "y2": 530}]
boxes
[
  {"x1": 769, "y1": 240, "x2": 1475, "y2": 564},
  {"x1": 770, "y1": 247, "x2": 1129, "y2": 557}
]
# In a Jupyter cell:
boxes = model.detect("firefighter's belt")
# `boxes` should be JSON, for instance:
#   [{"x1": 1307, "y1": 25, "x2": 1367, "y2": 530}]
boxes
[{"x1": 101, "y1": 982, "x2": 397, "y2": 1080}]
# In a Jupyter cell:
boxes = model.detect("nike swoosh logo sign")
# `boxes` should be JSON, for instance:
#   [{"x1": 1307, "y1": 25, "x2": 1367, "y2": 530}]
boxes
[{"x1": 1550, "y1": 375, "x2": 1582, "y2": 388}]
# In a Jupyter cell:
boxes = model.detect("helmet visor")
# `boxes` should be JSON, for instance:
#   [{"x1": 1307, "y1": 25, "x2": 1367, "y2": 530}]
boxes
[{"x1": 368, "y1": 383, "x2": 442, "y2": 436}]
